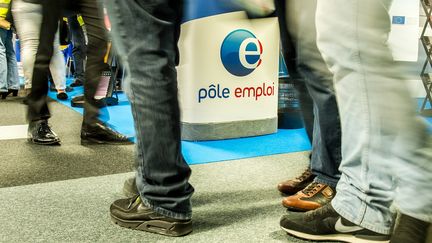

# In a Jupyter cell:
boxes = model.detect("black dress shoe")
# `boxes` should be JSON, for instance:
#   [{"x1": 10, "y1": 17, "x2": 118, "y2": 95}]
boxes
[
  {"x1": 70, "y1": 78, "x2": 84, "y2": 87},
  {"x1": 56, "y1": 92, "x2": 68, "y2": 100},
  {"x1": 81, "y1": 122, "x2": 133, "y2": 145},
  {"x1": 1, "y1": 89, "x2": 18, "y2": 99},
  {"x1": 28, "y1": 120, "x2": 61, "y2": 145}
]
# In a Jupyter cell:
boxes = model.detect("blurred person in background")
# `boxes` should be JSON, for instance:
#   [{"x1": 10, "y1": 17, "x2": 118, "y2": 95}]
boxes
[
  {"x1": 0, "y1": 0, "x2": 19, "y2": 99},
  {"x1": 274, "y1": 0, "x2": 342, "y2": 212},
  {"x1": 279, "y1": 1, "x2": 432, "y2": 242},
  {"x1": 25, "y1": 0, "x2": 132, "y2": 146},
  {"x1": 12, "y1": 0, "x2": 69, "y2": 101},
  {"x1": 67, "y1": 15, "x2": 87, "y2": 88}
]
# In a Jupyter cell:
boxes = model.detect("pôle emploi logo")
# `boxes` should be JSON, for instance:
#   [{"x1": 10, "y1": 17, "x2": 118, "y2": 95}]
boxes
[
  {"x1": 220, "y1": 29, "x2": 263, "y2": 76},
  {"x1": 197, "y1": 29, "x2": 275, "y2": 103}
]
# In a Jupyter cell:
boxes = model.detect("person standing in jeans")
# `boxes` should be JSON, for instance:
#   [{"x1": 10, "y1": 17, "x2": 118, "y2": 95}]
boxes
[
  {"x1": 105, "y1": 0, "x2": 194, "y2": 237},
  {"x1": 25, "y1": 0, "x2": 132, "y2": 146},
  {"x1": 275, "y1": 0, "x2": 342, "y2": 212},
  {"x1": 280, "y1": 1, "x2": 432, "y2": 242},
  {"x1": 67, "y1": 15, "x2": 87, "y2": 87}
]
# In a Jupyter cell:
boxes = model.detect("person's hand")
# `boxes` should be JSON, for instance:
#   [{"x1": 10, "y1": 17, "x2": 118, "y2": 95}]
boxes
[
  {"x1": 233, "y1": 0, "x2": 275, "y2": 17},
  {"x1": 0, "y1": 18, "x2": 11, "y2": 30}
]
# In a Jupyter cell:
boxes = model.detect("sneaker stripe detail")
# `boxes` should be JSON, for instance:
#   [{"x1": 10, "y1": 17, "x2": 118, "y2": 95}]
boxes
[{"x1": 335, "y1": 218, "x2": 364, "y2": 233}]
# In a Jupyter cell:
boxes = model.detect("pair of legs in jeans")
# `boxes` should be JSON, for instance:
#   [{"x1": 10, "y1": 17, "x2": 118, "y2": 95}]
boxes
[
  {"x1": 105, "y1": 0, "x2": 193, "y2": 230},
  {"x1": 275, "y1": 0, "x2": 342, "y2": 211},
  {"x1": 281, "y1": 0, "x2": 432, "y2": 242},
  {"x1": 12, "y1": 0, "x2": 67, "y2": 95},
  {"x1": 0, "y1": 27, "x2": 19, "y2": 97}
]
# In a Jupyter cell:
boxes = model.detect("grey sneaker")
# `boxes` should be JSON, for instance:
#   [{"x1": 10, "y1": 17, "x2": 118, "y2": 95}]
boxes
[
  {"x1": 280, "y1": 203, "x2": 390, "y2": 242},
  {"x1": 110, "y1": 195, "x2": 193, "y2": 237}
]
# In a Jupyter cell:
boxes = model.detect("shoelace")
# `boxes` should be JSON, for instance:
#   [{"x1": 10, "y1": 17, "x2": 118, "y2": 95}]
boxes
[
  {"x1": 38, "y1": 122, "x2": 53, "y2": 135},
  {"x1": 128, "y1": 195, "x2": 141, "y2": 209},
  {"x1": 302, "y1": 182, "x2": 323, "y2": 197},
  {"x1": 295, "y1": 169, "x2": 312, "y2": 181}
]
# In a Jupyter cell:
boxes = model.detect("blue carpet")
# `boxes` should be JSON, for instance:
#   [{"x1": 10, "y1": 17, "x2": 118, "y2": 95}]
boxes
[
  {"x1": 49, "y1": 82, "x2": 432, "y2": 165},
  {"x1": 48, "y1": 81, "x2": 311, "y2": 165}
]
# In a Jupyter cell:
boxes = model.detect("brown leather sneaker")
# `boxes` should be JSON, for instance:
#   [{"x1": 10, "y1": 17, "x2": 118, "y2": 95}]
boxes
[
  {"x1": 277, "y1": 168, "x2": 316, "y2": 195},
  {"x1": 282, "y1": 182, "x2": 335, "y2": 212}
]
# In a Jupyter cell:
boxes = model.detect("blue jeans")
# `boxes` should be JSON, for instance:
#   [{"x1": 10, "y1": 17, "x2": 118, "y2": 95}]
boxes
[
  {"x1": 278, "y1": 0, "x2": 342, "y2": 187},
  {"x1": 0, "y1": 28, "x2": 19, "y2": 92},
  {"x1": 316, "y1": 0, "x2": 432, "y2": 234},
  {"x1": 105, "y1": 0, "x2": 194, "y2": 220}
]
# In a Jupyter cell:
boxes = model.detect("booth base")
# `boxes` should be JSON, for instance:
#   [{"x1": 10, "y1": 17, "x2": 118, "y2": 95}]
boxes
[{"x1": 181, "y1": 117, "x2": 277, "y2": 141}]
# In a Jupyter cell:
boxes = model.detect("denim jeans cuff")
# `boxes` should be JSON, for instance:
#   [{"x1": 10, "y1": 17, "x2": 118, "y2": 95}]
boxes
[
  {"x1": 332, "y1": 200, "x2": 392, "y2": 235},
  {"x1": 140, "y1": 197, "x2": 192, "y2": 220},
  {"x1": 313, "y1": 177, "x2": 338, "y2": 188}
]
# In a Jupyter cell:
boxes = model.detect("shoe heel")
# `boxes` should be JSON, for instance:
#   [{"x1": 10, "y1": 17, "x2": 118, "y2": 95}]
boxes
[{"x1": 12, "y1": 90, "x2": 18, "y2": 97}]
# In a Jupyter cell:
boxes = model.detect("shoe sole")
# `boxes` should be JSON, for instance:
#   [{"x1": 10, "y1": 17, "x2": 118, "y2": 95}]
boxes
[
  {"x1": 284, "y1": 206, "x2": 310, "y2": 212},
  {"x1": 81, "y1": 138, "x2": 134, "y2": 146},
  {"x1": 28, "y1": 138, "x2": 61, "y2": 146},
  {"x1": 110, "y1": 214, "x2": 192, "y2": 237},
  {"x1": 281, "y1": 226, "x2": 389, "y2": 243}
]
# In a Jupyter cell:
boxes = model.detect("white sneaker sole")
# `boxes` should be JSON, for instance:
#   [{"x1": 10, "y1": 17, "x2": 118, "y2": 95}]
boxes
[{"x1": 281, "y1": 226, "x2": 389, "y2": 243}]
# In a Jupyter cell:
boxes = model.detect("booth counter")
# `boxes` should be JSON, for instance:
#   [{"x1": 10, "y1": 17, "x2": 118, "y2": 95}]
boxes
[{"x1": 178, "y1": 1, "x2": 280, "y2": 141}]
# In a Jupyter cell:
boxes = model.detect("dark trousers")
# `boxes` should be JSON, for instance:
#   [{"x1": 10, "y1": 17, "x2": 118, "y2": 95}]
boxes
[
  {"x1": 27, "y1": 0, "x2": 108, "y2": 126},
  {"x1": 105, "y1": 0, "x2": 193, "y2": 219},
  {"x1": 67, "y1": 15, "x2": 87, "y2": 82}
]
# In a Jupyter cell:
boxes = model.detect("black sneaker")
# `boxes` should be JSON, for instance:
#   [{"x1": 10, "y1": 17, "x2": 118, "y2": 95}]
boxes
[
  {"x1": 110, "y1": 195, "x2": 193, "y2": 237},
  {"x1": 27, "y1": 120, "x2": 61, "y2": 145},
  {"x1": 280, "y1": 203, "x2": 390, "y2": 242},
  {"x1": 390, "y1": 214, "x2": 430, "y2": 243}
]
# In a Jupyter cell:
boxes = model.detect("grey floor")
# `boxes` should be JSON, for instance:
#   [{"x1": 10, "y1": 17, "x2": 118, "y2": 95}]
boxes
[
  {"x1": 0, "y1": 97, "x2": 318, "y2": 242},
  {"x1": 1, "y1": 96, "x2": 431, "y2": 243}
]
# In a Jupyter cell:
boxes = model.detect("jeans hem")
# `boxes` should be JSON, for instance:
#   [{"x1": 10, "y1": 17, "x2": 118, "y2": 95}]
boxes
[
  {"x1": 140, "y1": 197, "x2": 192, "y2": 221},
  {"x1": 313, "y1": 176, "x2": 338, "y2": 188},
  {"x1": 332, "y1": 200, "x2": 392, "y2": 235}
]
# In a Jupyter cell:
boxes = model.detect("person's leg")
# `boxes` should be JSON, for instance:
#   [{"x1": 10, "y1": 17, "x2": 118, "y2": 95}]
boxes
[
  {"x1": 71, "y1": 0, "x2": 131, "y2": 145},
  {"x1": 0, "y1": 29, "x2": 7, "y2": 93},
  {"x1": 278, "y1": 0, "x2": 341, "y2": 212},
  {"x1": 281, "y1": 1, "x2": 432, "y2": 241},
  {"x1": 73, "y1": 0, "x2": 107, "y2": 126},
  {"x1": 275, "y1": 0, "x2": 316, "y2": 197},
  {"x1": 49, "y1": 27, "x2": 67, "y2": 91},
  {"x1": 26, "y1": 0, "x2": 64, "y2": 145},
  {"x1": 27, "y1": 0, "x2": 63, "y2": 122},
  {"x1": 5, "y1": 30, "x2": 19, "y2": 91},
  {"x1": 67, "y1": 15, "x2": 87, "y2": 86},
  {"x1": 286, "y1": 0, "x2": 341, "y2": 189},
  {"x1": 11, "y1": 0, "x2": 42, "y2": 90},
  {"x1": 105, "y1": 0, "x2": 194, "y2": 236}
]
